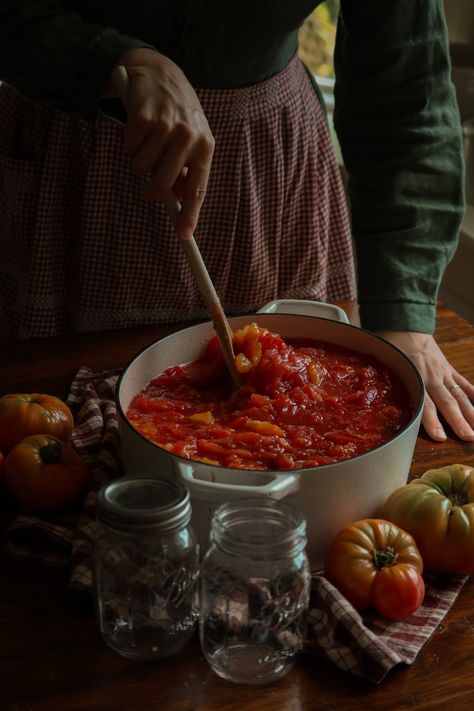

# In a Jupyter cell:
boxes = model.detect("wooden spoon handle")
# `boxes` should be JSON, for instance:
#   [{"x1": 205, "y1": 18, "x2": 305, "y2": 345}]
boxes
[
  {"x1": 111, "y1": 65, "x2": 241, "y2": 388},
  {"x1": 163, "y1": 194, "x2": 241, "y2": 387}
]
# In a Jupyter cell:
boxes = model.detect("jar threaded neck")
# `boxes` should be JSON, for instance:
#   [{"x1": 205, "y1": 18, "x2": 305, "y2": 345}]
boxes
[{"x1": 210, "y1": 498, "x2": 307, "y2": 559}]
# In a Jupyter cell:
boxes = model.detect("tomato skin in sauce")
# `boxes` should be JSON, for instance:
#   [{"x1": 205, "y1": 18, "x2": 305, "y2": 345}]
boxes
[{"x1": 126, "y1": 324, "x2": 414, "y2": 471}]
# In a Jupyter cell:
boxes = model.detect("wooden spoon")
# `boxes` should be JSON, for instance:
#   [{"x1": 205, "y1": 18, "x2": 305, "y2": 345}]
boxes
[{"x1": 111, "y1": 65, "x2": 241, "y2": 388}]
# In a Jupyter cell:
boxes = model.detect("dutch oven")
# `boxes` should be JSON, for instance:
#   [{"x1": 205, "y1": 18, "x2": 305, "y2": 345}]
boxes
[{"x1": 116, "y1": 300, "x2": 424, "y2": 569}]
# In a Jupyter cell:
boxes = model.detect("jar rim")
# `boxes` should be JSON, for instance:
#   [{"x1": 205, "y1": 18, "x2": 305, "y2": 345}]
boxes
[
  {"x1": 97, "y1": 476, "x2": 191, "y2": 533},
  {"x1": 210, "y1": 497, "x2": 307, "y2": 559}
]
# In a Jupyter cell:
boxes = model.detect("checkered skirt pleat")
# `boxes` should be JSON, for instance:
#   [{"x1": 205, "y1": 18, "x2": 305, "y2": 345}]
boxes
[{"x1": 0, "y1": 55, "x2": 355, "y2": 340}]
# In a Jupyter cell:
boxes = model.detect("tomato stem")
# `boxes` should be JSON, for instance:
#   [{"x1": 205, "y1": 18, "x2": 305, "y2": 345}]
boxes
[
  {"x1": 449, "y1": 479, "x2": 470, "y2": 507},
  {"x1": 373, "y1": 545, "x2": 398, "y2": 570},
  {"x1": 39, "y1": 441, "x2": 62, "y2": 464}
]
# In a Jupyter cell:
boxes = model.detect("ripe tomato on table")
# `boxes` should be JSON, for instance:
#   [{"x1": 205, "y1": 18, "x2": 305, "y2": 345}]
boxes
[
  {"x1": 0, "y1": 393, "x2": 74, "y2": 453},
  {"x1": 324, "y1": 518, "x2": 425, "y2": 620},
  {"x1": 379, "y1": 464, "x2": 474, "y2": 574},
  {"x1": 4, "y1": 434, "x2": 89, "y2": 514}
]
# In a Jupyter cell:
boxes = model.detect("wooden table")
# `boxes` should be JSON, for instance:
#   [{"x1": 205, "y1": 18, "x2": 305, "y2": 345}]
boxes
[{"x1": 1, "y1": 303, "x2": 473, "y2": 711}]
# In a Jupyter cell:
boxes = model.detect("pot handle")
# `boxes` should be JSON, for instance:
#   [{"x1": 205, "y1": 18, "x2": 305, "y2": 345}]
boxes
[
  {"x1": 177, "y1": 463, "x2": 299, "y2": 499},
  {"x1": 258, "y1": 299, "x2": 349, "y2": 324}
]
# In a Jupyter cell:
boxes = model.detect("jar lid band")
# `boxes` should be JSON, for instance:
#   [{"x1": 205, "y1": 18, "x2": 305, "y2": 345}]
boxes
[{"x1": 97, "y1": 477, "x2": 191, "y2": 533}]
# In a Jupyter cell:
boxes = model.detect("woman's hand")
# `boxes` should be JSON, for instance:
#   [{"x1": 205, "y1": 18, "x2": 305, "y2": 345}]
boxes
[
  {"x1": 102, "y1": 48, "x2": 215, "y2": 240},
  {"x1": 375, "y1": 331, "x2": 474, "y2": 442}
]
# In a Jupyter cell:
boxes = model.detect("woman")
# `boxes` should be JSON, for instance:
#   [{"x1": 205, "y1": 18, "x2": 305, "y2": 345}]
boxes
[{"x1": 0, "y1": 0, "x2": 473, "y2": 442}]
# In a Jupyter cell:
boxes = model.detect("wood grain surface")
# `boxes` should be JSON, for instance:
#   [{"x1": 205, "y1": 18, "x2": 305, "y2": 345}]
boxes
[{"x1": 0, "y1": 302, "x2": 473, "y2": 711}]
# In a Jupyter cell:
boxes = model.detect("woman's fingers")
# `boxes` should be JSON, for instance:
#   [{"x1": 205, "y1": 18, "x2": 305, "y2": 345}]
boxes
[
  {"x1": 113, "y1": 48, "x2": 215, "y2": 234},
  {"x1": 375, "y1": 330, "x2": 474, "y2": 442},
  {"x1": 422, "y1": 383, "x2": 474, "y2": 441},
  {"x1": 420, "y1": 393, "x2": 447, "y2": 441},
  {"x1": 127, "y1": 126, "x2": 169, "y2": 177},
  {"x1": 426, "y1": 376, "x2": 474, "y2": 441},
  {"x1": 175, "y1": 148, "x2": 214, "y2": 240},
  {"x1": 120, "y1": 70, "x2": 164, "y2": 157},
  {"x1": 141, "y1": 136, "x2": 191, "y2": 200}
]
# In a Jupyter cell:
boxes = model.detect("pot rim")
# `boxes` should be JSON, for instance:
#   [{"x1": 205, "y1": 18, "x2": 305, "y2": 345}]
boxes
[{"x1": 116, "y1": 313, "x2": 425, "y2": 474}]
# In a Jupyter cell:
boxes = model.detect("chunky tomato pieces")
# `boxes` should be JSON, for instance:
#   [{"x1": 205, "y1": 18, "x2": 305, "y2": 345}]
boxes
[{"x1": 126, "y1": 324, "x2": 413, "y2": 471}]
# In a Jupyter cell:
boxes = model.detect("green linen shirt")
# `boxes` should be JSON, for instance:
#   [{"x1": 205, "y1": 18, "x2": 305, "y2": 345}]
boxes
[{"x1": 0, "y1": 0, "x2": 465, "y2": 333}]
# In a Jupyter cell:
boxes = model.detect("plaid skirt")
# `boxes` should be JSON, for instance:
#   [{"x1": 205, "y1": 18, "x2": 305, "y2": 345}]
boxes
[{"x1": 0, "y1": 55, "x2": 356, "y2": 340}]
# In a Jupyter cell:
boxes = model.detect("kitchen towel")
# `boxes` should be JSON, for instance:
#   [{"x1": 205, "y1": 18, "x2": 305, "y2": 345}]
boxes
[{"x1": 1, "y1": 366, "x2": 469, "y2": 684}]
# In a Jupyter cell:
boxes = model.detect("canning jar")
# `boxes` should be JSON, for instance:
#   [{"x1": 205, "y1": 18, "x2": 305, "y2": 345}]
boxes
[
  {"x1": 93, "y1": 477, "x2": 199, "y2": 660},
  {"x1": 199, "y1": 497, "x2": 311, "y2": 685}
]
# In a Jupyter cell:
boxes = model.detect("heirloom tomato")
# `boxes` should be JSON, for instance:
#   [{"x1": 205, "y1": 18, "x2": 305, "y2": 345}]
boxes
[
  {"x1": 324, "y1": 518, "x2": 425, "y2": 619},
  {"x1": 379, "y1": 464, "x2": 474, "y2": 574},
  {"x1": 0, "y1": 393, "x2": 74, "y2": 453},
  {"x1": 4, "y1": 434, "x2": 89, "y2": 514}
]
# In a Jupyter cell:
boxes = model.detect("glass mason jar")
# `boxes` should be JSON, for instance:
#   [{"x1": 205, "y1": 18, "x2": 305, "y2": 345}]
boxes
[
  {"x1": 93, "y1": 477, "x2": 199, "y2": 660},
  {"x1": 199, "y1": 497, "x2": 311, "y2": 685}
]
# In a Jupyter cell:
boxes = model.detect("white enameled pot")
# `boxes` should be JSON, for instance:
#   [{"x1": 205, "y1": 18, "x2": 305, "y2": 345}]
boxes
[{"x1": 116, "y1": 300, "x2": 424, "y2": 570}]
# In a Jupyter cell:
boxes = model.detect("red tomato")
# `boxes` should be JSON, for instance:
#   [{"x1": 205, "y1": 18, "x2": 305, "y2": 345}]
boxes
[
  {"x1": 4, "y1": 434, "x2": 89, "y2": 514},
  {"x1": 0, "y1": 393, "x2": 74, "y2": 453},
  {"x1": 371, "y1": 564, "x2": 425, "y2": 620},
  {"x1": 324, "y1": 518, "x2": 425, "y2": 619}
]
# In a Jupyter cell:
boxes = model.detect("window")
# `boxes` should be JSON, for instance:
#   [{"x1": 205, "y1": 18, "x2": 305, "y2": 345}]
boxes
[
  {"x1": 298, "y1": 1, "x2": 339, "y2": 79},
  {"x1": 298, "y1": 1, "x2": 341, "y2": 161}
]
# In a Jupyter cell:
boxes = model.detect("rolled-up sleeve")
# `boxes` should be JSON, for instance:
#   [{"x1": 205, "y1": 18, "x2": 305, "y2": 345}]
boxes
[{"x1": 334, "y1": 0, "x2": 465, "y2": 333}]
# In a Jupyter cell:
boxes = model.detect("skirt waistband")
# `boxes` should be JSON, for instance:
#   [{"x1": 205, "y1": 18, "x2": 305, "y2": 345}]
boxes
[{"x1": 195, "y1": 54, "x2": 310, "y2": 114}]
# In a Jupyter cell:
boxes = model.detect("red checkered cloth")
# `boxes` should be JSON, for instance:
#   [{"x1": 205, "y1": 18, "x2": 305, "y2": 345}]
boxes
[
  {"x1": 306, "y1": 571, "x2": 467, "y2": 683},
  {"x1": 2, "y1": 367, "x2": 468, "y2": 683},
  {"x1": 0, "y1": 54, "x2": 356, "y2": 341}
]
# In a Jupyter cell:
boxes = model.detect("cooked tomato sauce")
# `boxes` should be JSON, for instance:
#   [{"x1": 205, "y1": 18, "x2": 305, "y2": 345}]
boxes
[{"x1": 126, "y1": 323, "x2": 414, "y2": 471}]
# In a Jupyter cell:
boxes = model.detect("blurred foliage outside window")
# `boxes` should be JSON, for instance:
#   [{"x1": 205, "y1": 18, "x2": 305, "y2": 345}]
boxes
[
  {"x1": 298, "y1": 0, "x2": 339, "y2": 79},
  {"x1": 298, "y1": 1, "x2": 342, "y2": 162}
]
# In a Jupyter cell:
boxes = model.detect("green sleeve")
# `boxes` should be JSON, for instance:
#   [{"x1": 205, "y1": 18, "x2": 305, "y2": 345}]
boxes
[
  {"x1": 334, "y1": 0, "x2": 465, "y2": 334},
  {"x1": 0, "y1": 0, "x2": 153, "y2": 122}
]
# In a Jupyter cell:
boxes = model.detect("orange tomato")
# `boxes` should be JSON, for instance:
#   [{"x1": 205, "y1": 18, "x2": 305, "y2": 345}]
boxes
[
  {"x1": 324, "y1": 518, "x2": 424, "y2": 617},
  {"x1": 4, "y1": 434, "x2": 89, "y2": 514},
  {"x1": 0, "y1": 393, "x2": 74, "y2": 453}
]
